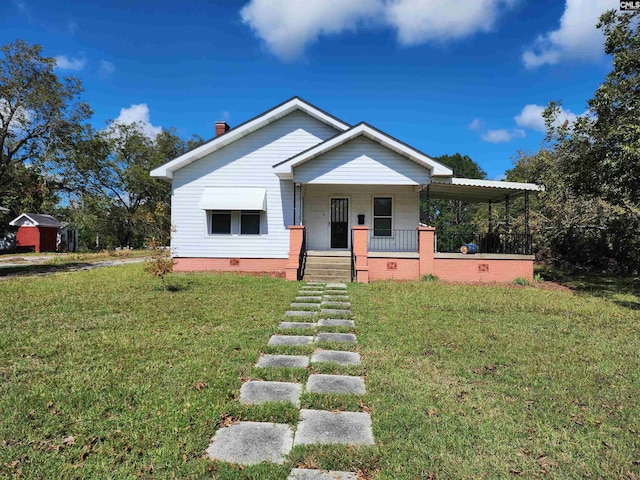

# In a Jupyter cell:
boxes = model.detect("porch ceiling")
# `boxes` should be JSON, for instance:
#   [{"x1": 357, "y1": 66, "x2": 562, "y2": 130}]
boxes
[{"x1": 428, "y1": 178, "x2": 545, "y2": 203}]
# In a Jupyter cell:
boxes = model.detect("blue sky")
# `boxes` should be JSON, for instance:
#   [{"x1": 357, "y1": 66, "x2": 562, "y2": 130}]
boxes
[{"x1": 3, "y1": 0, "x2": 618, "y2": 179}]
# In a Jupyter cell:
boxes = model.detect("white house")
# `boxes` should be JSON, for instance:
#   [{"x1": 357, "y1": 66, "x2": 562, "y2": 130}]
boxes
[{"x1": 151, "y1": 97, "x2": 543, "y2": 283}]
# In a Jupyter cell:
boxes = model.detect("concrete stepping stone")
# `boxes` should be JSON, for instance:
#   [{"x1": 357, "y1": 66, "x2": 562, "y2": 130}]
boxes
[
  {"x1": 305, "y1": 282, "x2": 326, "y2": 286},
  {"x1": 311, "y1": 350, "x2": 361, "y2": 365},
  {"x1": 320, "y1": 309, "x2": 351, "y2": 316},
  {"x1": 293, "y1": 409, "x2": 374, "y2": 446},
  {"x1": 240, "y1": 381, "x2": 302, "y2": 406},
  {"x1": 206, "y1": 421, "x2": 294, "y2": 465},
  {"x1": 291, "y1": 303, "x2": 320, "y2": 309},
  {"x1": 325, "y1": 283, "x2": 347, "y2": 289},
  {"x1": 278, "y1": 322, "x2": 316, "y2": 329},
  {"x1": 321, "y1": 301, "x2": 351, "y2": 308},
  {"x1": 324, "y1": 290, "x2": 347, "y2": 295},
  {"x1": 299, "y1": 291, "x2": 324, "y2": 296},
  {"x1": 256, "y1": 354, "x2": 309, "y2": 368},
  {"x1": 268, "y1": 335, "x2": 314, "y2": 346},
  {"x1": 286, "y1": 310, "x2": 317, "y2": 317},
  {"x1": 306, "y1": 374, "x2": 366, "y2": 395},
  {"x1": 317, "y1": 319, "x2": 355, "y2": 328},
  {"x1": 288, "y1": 468, "x2": 357, "y2": 480},
  {"x1": 323, "y1": 295, "x2": 349, "y2": 301},
  {"x1": 315, "y1": 333, "x2": 357, "y2": 343},
  {"x1": 295, "y1": 296, "x2": 322, "y2": 302}
]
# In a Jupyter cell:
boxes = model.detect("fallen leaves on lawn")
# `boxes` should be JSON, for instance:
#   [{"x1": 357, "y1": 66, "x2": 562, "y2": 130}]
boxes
[{"x1": 194, "y1": 381, "x2": 208, "y2": 391}]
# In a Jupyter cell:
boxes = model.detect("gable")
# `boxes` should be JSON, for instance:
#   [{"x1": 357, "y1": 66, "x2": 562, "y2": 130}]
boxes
[
  {"x1": 172, "y1": 110, "x2": 341, "y2": 188},
  {"x1": 273, "y1": 123, "x2": 453, "y2": 179},
  {"x1": 294, "y1": 136, "x2": 430, "y2": 185},
  {"x1": 150, "y1": 97, "x2": 349, "y2": 181}
]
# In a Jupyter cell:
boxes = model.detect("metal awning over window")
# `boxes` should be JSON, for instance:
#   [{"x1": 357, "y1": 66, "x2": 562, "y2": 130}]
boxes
[{"x1": 198, "y1": 187, "x2": 267, "y2": 211}]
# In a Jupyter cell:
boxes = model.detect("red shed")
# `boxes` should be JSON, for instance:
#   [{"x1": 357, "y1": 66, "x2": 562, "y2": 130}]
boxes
[{"x1": 9, "y1": 213, "x2": 65, "y2": 253}]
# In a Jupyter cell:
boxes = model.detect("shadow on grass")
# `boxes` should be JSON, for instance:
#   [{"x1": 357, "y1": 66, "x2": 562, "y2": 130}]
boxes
[
  {"x1": 0, "y1": 262, "x2": 94, "y2": 277},
  {"x1": 537, "y1": 266, "x2": 640, "y2": 299}
]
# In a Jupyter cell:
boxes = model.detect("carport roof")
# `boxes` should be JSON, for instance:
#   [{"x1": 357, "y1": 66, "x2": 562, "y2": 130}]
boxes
[{"x1": 428, "y1": 178, "x2": 545, "y2": 203}]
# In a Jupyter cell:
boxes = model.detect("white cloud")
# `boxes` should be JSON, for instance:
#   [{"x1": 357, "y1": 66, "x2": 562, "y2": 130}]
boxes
[
  {"x1": 99, "y1": 60, "x2": 116, "y2": 77},
  {"x1": 240, "y1": 0, "x2": 383, "y2": 61},
  {"x1": 54, "y1": 54, "x2": 86, "y2": 71},
  {"x1": 481, "y1": 128, "x2": 525, "y2": 143},
  {"x1": 469, "y1": 118, "x2": 484, "y2": 131},
  {"x1": 112, "y1": 104, "x2": 162, "y2": 139},
  {"x1": 515, "y1": 104, "x2": 578, "y2": 132},
  {"x1": 240, "y1": 0, "x2": 517, "y2": 60},
  {"x1": 522, "y1": 0, "x2": 616, "y2": 68},
  {"x1": 386, "y1": 0, "x2": 517, "y2": 45}
]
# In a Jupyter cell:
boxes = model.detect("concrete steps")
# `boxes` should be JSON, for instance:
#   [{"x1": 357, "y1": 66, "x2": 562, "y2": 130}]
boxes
[{"x1": 303, "y1": 255, "x2": 351, "y2": 283}]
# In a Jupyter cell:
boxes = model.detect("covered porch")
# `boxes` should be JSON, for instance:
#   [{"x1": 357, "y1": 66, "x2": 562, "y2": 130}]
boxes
[
  {"x1": 274, "y1": 122, "x2": 543, "y2": 282},
  {"x1": 286, "y1": 178, "x2": 543, "y2": 283}
]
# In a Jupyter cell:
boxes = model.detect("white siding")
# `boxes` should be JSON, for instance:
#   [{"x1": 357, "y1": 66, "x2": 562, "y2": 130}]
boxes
[
  {"x1": 302, "y1": 184, "x2": 419, "y2": 250},
  {"x1": 294, "y1": 136, "x2": 430, "y2": 185},
  {"x1": 171, "y1": 110, "x2": 338, "y2": 258}
]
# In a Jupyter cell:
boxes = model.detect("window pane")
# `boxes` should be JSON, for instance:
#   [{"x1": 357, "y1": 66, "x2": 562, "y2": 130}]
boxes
[
  {"x1": 374, "y1": 197, "x2": 392, "y2": 216},
  {"x1": 374, "y1": 218, "x2": 392, "y2": 237},
  {"x1": 211, "y1": 213, "x2": 231, "y2": 234},
  {"x1": 241, "y1": 213, "x2": 261, "y2": 235}
]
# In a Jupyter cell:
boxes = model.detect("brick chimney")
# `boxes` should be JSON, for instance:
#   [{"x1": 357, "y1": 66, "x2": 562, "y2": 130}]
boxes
[{"x1": 215, "y1": 121, "x2": 230, "y2": 137}]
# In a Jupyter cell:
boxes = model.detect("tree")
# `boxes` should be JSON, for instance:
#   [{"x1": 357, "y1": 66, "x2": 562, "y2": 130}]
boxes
[
  {"x1": 423, "y1": 153, "x2": 486, "y2": 230},
  {"x1": 0, "y1": 40, "x2": 91, "y2": 189},
  {"x1": 66, "y1": 123, "x2": 202, "y2": 249},
  {"x1": 528, "y1": 9, "x2": 640, "y2": 273},
  {"x1": 552, "y1": 10, "x2": 640, "y2": 206}
]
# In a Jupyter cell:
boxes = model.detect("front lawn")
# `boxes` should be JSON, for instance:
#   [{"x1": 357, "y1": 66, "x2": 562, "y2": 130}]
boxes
[{"x1": 0, "y1": 266, "x2": 638, "y2": 478}]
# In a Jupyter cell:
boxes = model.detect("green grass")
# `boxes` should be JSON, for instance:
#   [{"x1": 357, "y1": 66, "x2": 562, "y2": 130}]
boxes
[{"x1": 1, "y1": 265, "x2": 639, "y2": 478}]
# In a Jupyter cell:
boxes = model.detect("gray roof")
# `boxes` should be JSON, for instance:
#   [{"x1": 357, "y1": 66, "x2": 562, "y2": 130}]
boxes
[{"x1": 9, "y1": 213, "x2": 65, "y2": 228}]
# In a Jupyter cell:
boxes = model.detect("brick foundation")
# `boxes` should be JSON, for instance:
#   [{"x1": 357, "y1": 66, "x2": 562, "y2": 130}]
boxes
[{"x1": 173, "y1": 258, "x2": 288, "y2": 275}]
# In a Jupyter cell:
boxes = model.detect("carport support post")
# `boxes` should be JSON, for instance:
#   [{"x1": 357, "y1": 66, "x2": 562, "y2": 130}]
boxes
[
  {"x1": 505, "y1": 195, "x2": 510, "y2": 231},
  {"x1": 488, "y1": 201, "x2": 493, "y2": 233}
]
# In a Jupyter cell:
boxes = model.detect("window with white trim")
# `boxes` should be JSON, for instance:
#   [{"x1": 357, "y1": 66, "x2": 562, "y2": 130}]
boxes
[
  {"x1": 209, "y1": 211, "x2": 262, "y2": 235},
  {"x1": 373, "y1": 197, "x2": 392, "y2": 237}
]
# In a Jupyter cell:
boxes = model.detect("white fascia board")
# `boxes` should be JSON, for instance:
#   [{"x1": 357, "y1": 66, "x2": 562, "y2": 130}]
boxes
[
  {"x1": 273, "y1": 123, "x2": 454, "y2": 177},
  {"x1": 432, "y1": 177, "x2": 545, "y2": 192},
  {"x1": 150, "y1": 98, "x2": 350, "y2": 181},
  {"x1": 9, "y1": 213, "x2": 34, "y2": 226}
]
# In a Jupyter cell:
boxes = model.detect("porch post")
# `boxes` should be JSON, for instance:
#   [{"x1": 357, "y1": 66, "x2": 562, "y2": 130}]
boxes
[
  {"x1": 352, "y1": 226, "x2": 369, "y2": 283},
  {"x1": 524, "y1": 191, "x2": 530, "y2": 254},
  {"x1": 286, "y1": 225, "x2": 305, "y2": 281},
  {"x1": 488, "y1": 201, "x2": 493, "y2": 233},
  {"x1": 418, "y1": 226, "x2": 436, "y2": 277},
  {"x1": 505, "y1": 195, "x2": 510, "y2": 231}
]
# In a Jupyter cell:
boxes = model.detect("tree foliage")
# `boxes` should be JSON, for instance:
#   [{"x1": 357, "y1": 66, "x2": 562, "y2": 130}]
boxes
[
  {"x1": 423, "y1": 153, "x2": 486, "y2": 234},
  {"x1": 507, "y1": 9, "x2": 640, "y2": 273},
  {"x1": 0, "y1": 40, "x2": 91, "y2": 181},
  {"x1": 65, "y1": 123, "x2": 202, "y2": 249}
]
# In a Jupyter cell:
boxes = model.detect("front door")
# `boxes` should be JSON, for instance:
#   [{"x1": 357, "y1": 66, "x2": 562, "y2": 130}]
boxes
[{"x1": 330, "y1": 198, "x2": 349, "y2": 248}]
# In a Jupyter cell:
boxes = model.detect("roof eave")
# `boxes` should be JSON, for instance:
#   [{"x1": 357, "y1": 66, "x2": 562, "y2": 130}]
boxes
[{"x1": 152, "y1": 97, "x2": 350, "y2": 181}]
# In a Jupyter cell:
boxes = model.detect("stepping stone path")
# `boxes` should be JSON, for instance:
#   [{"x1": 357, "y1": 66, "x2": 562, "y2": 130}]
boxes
[
  {"x1": 289, "y1": 469, "x2": 358, "y2": 480},
  {"x1": 206, "y1": 281, "x2": 373, "y2": 477}
]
